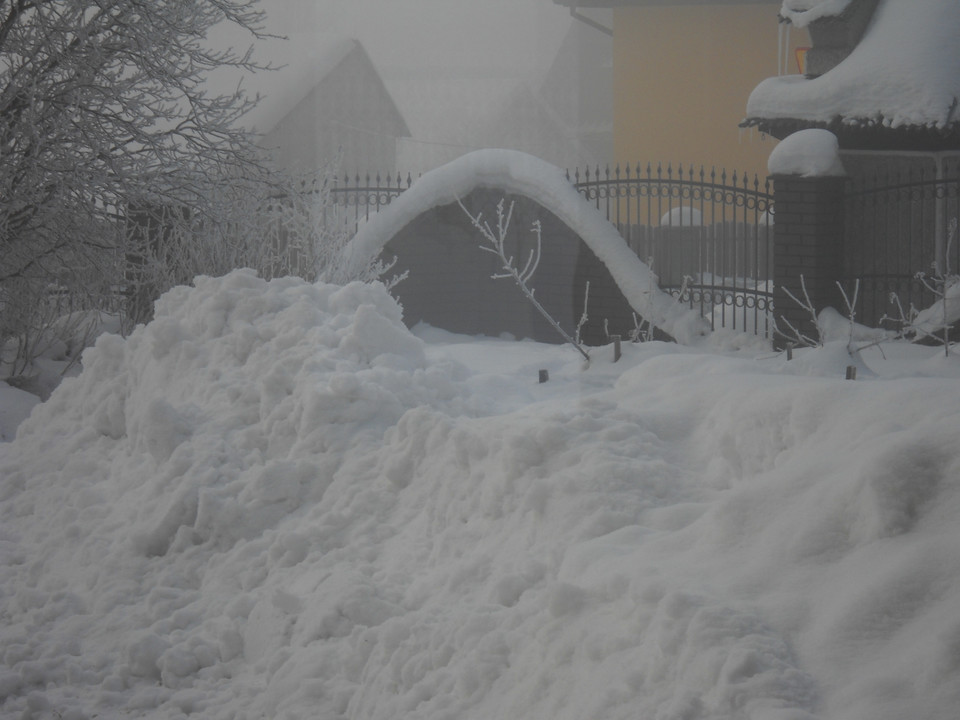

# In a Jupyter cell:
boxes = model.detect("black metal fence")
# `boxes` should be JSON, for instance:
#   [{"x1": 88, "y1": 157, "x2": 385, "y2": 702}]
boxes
[
  {"x1": 843, "y1": 157, "x2": 960, "y2": 327},
  {"x1": 327, "y1": 171, "x2": 416, "y2": 228},
  {"x1": 569, "y1": 164, "x2": 775, "y2": 336},
  {"x1": 324, "y1": 164, "x2": 777, "y2": 336}
]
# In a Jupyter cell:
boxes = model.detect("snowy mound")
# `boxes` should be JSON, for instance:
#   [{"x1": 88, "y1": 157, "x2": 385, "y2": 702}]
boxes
[
  {"x1": 768, "y1": 129, "x2": 845, "y2": 177},
  {"x1": 2, "y1": 270, "x2": 960, "y2": 720}
]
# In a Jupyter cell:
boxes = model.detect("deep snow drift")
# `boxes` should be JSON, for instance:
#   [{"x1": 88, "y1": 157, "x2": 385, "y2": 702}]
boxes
[{"x1": 2, "y1": 270, "x2": 960, "y2": 720}]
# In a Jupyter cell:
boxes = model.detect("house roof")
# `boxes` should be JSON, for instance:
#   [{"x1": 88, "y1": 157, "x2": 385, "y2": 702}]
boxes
[
  {"x1": 743, "y1": 0, "x2": 960, "y2": 148},
  {"x1": 779, "y1": 0, "x2": 855, "y2": 26},
  {"x1": 237, "y1": 36, "x2": 407, "y2": 137}
]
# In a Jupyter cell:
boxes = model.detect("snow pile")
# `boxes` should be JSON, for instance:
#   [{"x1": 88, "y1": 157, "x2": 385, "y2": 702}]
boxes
[
  {"x1": 748, "y1": 0, "x2": 960, "y2": 131},
  {"x1": 768, "y1": 129, "x2": 845, "y2": 177},
  {"x1": 0, "y1": 384, "x2": 39, "y2": 442},
  {"x1": 2, "y1": 270, "x2": 960, "y2": 720},
  {"x1": 910, "y1": 277, "x2": 960, "y2": 338},
  {"x1": 346, "y1": 149, "x2": 709, "y2": 344},
  {"x1": 660, "y1": 206, "x2": 703, "y2": 227}
]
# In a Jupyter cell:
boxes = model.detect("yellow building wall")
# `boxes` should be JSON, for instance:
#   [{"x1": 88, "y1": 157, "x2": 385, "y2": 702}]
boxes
[{"x1": 613, "y1": 4, "x2": 808, "y2": 180}]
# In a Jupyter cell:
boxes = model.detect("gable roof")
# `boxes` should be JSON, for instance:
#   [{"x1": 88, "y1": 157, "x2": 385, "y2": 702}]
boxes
[
  {"x1": 238, "y1": 36, "x2": 407, "y2": 137},
  {"x1": 743, "y1": 0, "x2": 960, "y2": 148}
]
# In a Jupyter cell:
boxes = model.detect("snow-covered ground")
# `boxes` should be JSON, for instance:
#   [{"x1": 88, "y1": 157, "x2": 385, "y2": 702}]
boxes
[{"x1": 2, "y1": 269, "x2": 959, "y2": 720}]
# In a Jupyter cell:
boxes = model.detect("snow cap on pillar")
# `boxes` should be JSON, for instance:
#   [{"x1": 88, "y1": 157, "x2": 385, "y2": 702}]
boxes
[{"x1": 767, "y1": 129, "x2": 846, "y2": 177}]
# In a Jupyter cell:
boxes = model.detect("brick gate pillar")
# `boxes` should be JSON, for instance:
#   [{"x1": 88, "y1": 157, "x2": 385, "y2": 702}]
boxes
[{"x1": 772, "y1": 175, "x2": 846, "y2": 349}]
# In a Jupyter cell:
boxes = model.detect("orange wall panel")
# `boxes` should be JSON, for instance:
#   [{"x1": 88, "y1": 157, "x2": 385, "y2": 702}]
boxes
[{"x1": 613, "y1": 4, "x2": 808, "y2": 179}]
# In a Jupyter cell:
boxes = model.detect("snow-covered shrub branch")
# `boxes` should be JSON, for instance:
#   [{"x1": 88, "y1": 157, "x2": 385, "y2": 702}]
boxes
[
  {"x1": 778, "y1": 276, "x2": 893, "y2": 359},
  {"x1": 459, "y1": 198, "x2": 590, "y2": 362},
  {"x1": 259, "y1": 166, "x2": 407, "y2": 289},
  {"x1": 121, "y1": 161, "x2": 408, "y2": 326},
  {"x1": 1, "y1": 0, "x2": 281, "y2": 365},
  {"x1": 777, "y1": 276, "x2": 824, "y2": 348},
  {"x1": 881, "y1": 218, "x2": 958, "y2": 355}
]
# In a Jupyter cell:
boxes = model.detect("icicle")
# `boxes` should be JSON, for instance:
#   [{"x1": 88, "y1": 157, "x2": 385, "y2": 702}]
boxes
[
  {"x1": 785, "y1": 23, "x2": 793, "y2": 74},
  {"x1": 777, "y1": 21, "x2": 784, "y2": 76}
]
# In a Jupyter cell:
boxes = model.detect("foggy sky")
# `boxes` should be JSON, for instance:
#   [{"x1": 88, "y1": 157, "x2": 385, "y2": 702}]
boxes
[
  {"x1": 205, "y1": 0, "x2": 593, "y2": 170},
  {"x1": 251, "y1": 0, "x2": 574, "y2": 77}
]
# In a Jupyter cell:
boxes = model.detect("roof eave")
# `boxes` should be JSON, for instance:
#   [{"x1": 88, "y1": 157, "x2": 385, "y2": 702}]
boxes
[{"x1": 741, "y1": 116, "x2": 960, "y2": 151}]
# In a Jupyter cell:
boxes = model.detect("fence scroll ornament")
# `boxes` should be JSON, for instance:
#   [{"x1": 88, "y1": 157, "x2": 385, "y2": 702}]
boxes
[
  {"x1": 323, "y1": 162, "x2": 776, "y2": 338},
  {"x1": 567, "y1": 163, "x2": 775, "y2": 337}
]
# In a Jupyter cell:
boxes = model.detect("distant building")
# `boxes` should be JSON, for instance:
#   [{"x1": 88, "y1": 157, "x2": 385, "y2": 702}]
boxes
[
  {"x1": 538, "y1": 16, "x2": 615, "y2": 168},
  {"x1": 390, "y1": 19, "x2": 612, "y2": 174},
  {"x1": 245, "y1": 37, "x2": 410, "y2": 176},
  {"x1": 553, "y1": 0, "x2": 808, "y2": 178}
]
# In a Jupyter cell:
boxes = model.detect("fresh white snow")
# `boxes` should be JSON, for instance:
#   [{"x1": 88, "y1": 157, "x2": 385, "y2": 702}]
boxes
[
  {"x1": 660, "y1": 206, "x2": 703, "y2": 227},
  {"x1": 0, "y1": 384, "x2": 39, "y2": 442},
  {"x1": 749, "y1": 0, "x2": 960, "y2": 130},
  {"x1": 2, "y1": 269, "x2": 960, "y2": 720},
  {"x1": 767, "y1": 129, "x2": 846, "y2": 177}
]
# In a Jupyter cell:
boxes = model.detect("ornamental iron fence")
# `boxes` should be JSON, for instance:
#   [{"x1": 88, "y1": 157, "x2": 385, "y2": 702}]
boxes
[
  {"x1": 323, "y1": 164, "x2": 776, "y2": 337},
  {"x1": 568, "y1": 163, "x2": 775, "y2": 337},
  {"x1": 842, "y1": 155, "x2": 960, "y2": 328},
  {"x1": 327, "y1": 171, "x2": 416, "y2": 228}
]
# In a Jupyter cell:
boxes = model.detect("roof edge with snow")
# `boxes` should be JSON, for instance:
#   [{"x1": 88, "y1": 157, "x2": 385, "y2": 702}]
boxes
[{"x1": 744, "y1": 0, "x2": 960, "y2": 149}]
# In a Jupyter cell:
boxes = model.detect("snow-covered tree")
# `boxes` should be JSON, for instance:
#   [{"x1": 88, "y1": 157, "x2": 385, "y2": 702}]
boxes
[{"x1": 0, "y1": 0, "x2": 277, "y2": 356}]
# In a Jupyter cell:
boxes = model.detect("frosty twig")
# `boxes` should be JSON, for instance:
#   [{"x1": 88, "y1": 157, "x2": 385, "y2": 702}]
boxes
[{"x1": 459, "y1": 198, "x2": 590, "y2": 362}]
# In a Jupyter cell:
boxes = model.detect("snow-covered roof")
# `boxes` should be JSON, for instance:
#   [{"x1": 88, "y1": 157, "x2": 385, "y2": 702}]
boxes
[
  {"x1": 346, "y1": 149, "x2": 708, "y2": 343},
  {"x1": 779, "y1": 0, "x2": 854, "y2": 27},
  {"x1": 744, "y1": 0, "x2": 960, "y2": 145},
  {"x1": 235, "y1": 36, "x2": 366, "y2": 133}
]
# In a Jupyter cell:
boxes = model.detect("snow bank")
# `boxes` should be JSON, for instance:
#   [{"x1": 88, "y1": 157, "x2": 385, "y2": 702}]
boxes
[
  {"x1": 2, "y1": 270, "x2": 960, "y2": 720},
  {"x1": 909, "y1": 277, "x2": 960, "y2": 339},
  {"x1": 749, "y1": 0, "x2": 960, "y2": 130},
  {"x1": 768, "y1": 129, "x2": 845, "y2": 177},
  {"x1": 0, "y1": 383, "x2": 40, "y2": 442},
  {"x1": 346, "y1": 149, "x2": 709, "y2": 344}
]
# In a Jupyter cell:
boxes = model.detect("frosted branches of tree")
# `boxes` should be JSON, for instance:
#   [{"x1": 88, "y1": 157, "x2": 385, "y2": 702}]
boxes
[
  {"x1": 120, "y1": 159, "x2": 407, "y2": 325},
  {"x1": 458, "y1": 198, "x2": 590, "y2": 362},
  {"x1": 0, "y1": 0, "x2": 283, "y2": 372}
]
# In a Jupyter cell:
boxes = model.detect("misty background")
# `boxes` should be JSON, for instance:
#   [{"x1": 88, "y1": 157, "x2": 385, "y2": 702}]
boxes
[{"x1": 209, "y1": 0, "x2": 613, "y2": 176}]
